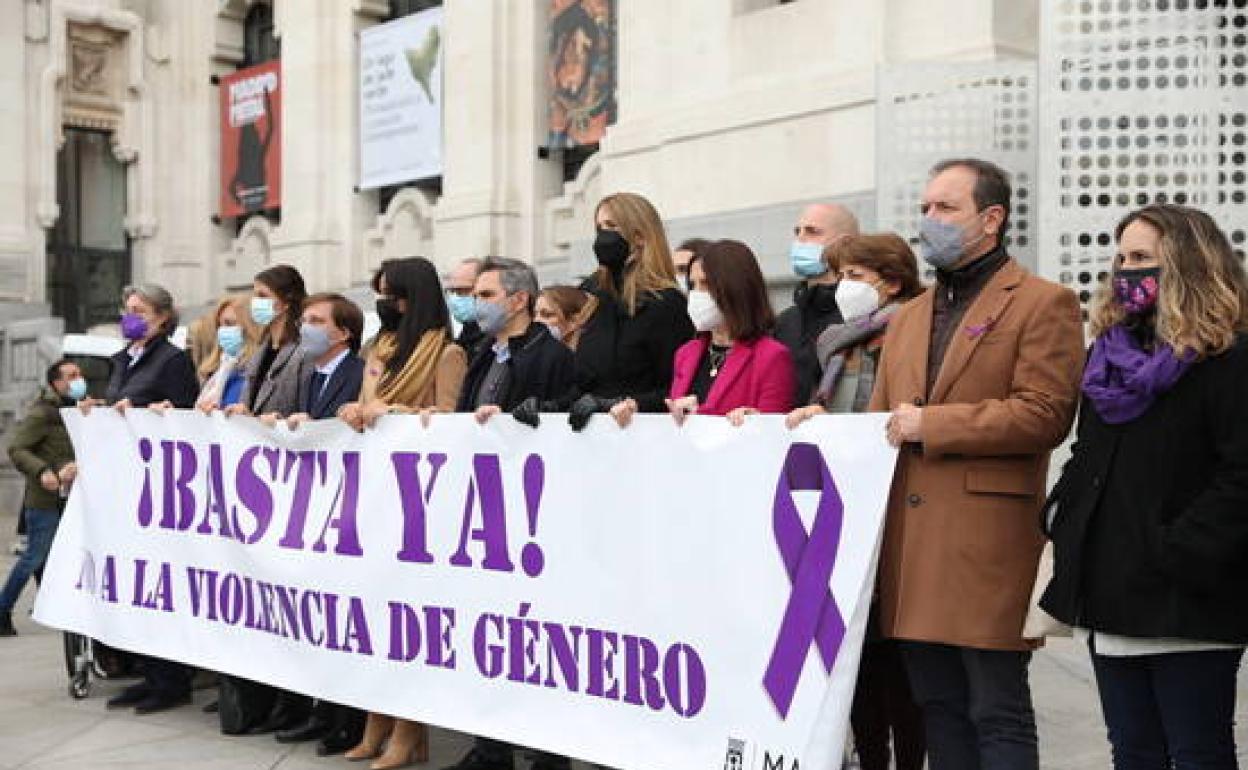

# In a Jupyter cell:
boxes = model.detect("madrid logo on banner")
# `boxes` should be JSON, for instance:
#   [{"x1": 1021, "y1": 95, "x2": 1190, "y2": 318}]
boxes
[
  {"x1": 219, "y1": 60, "x2": 281, "y2": 218},
  {"x1": 359, "y1": 6, "x2": 444, "y2": 190},
  {"x1": 35, "y1": 412, "x2": 897, "y2": 770}
]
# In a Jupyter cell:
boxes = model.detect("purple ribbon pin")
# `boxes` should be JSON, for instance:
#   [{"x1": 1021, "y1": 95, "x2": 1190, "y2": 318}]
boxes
[{"x1": 763, "y1": 443, "x2": 847, "y2": 718}]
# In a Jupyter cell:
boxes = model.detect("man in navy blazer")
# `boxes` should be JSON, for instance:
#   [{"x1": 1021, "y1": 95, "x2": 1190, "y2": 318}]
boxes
[
  {"x1": 287, "y1": 292, "x2": 365, "y2": 422},
  {"x1": 265, "y1": 292, "x2": 367, "y2": 754}
]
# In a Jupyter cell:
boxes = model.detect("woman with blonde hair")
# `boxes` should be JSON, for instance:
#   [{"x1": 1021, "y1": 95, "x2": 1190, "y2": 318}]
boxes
[
  {"x1": 196, "y1": 294, "x2": 262, "y2": 409},
  {"x1": 520, "y1": 192, "x2": 693, "y2": 430},
  {"x1": 337, "y1": 256, "x2": 466, "y2": 769},
  {"x1": 535, "y1": 285, "x2": 597, "y2": 350},
  {"x1": 1041, "y1": 204, "x2": 1248, "y2": 769}
]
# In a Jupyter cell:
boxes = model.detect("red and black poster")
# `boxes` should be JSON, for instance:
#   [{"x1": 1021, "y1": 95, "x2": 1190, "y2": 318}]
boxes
[{"x1": 220, "y1": 61, "x2": 281, "y2": 218}]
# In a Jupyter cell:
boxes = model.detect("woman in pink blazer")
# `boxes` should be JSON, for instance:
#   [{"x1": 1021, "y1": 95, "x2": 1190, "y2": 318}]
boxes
[{"x1": 667, "y1": 239, "x2": 794, "y2": 424}]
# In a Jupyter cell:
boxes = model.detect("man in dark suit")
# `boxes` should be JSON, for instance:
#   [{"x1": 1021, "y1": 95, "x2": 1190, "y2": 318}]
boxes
[
  {"x1": 260, "y1": 293, "x2": 366, "y2": 754},
  {"x1": 283, "y1": 293, "x2": 366, "y2": 424}
]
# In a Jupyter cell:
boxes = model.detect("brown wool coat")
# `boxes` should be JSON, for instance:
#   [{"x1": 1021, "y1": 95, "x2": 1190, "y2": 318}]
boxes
[{"x1": 868, "y1": 258, "x2": 1085, "y2": 651}]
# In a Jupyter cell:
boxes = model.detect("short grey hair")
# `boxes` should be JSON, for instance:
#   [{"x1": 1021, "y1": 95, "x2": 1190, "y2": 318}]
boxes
[
  {"x1": 479, "y1": 257, "x2": 540, "y2": 314},
  {"x1": 122, "y1": 283, "x2": 179, "y2": 335}
]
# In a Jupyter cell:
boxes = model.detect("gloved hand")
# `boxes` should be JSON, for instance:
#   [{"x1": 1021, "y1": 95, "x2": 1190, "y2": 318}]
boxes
[
  {"x1": 511, "y1": 397, "x2": 542, "y2": 429},
  {"x1": 568, "y1": 394, "x2": 619, "y2": 432}
]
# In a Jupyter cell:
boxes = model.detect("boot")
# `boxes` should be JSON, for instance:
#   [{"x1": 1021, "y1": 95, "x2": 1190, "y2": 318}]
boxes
[
  {"x1": 370, "y1": 719, "x2": 428, "y2": 770},
  {"x1": 0, "y1": 611, "x2": 15, "y2": 637},
  {"x1": 345, "y1": 712, "x2": 394, "y2": 761}
]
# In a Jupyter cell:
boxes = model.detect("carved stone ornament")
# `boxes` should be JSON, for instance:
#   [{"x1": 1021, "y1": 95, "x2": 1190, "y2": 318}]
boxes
[{"x1": 64, "y1": 23, "x2": 123, "y2": 132}]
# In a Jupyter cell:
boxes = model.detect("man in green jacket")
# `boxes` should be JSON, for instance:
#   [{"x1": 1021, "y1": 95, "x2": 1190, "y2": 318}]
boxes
[{"x1": 0, "y1": 359, "x2": 84, "y2": 636}]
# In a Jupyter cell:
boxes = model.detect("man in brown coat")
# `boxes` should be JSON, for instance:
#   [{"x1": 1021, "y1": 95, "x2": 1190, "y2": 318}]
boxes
[{"x1": 869, "y1": 159, "x2": 1084, "y2": 770}]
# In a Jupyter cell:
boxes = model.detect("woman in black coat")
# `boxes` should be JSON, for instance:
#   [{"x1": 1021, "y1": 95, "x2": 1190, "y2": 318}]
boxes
[
  {"x1": 1041, "y1": 204, "x2": 1248, "y2": 770},
  {"x1": 558, "y1": 192, "x2": 694, "y2": 430},
  {"x1": 85, "y1": 283, "x2": 199, "y2": 715}
]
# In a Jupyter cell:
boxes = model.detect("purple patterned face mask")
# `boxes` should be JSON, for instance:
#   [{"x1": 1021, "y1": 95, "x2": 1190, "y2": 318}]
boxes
[{"x1": 1112, "y1": 267, "x2": 1161, "y2": 315}]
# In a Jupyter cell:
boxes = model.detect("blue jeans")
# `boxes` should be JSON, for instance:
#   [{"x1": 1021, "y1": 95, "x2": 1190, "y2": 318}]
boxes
[
  {"x1": 899, "y1": 641, "x2": 1038, "y2": 770},
  {"x1": 1092, "y1": 645, "x2": 1243, "y2": 770},
  {"x1": 0, "y1": 507, "x2": 60, "y2": 612}
]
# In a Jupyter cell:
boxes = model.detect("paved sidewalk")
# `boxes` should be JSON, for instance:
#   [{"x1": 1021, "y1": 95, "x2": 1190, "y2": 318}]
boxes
[{"x1": 1, "y1": 545, "x2": 1245, "y2": 769}]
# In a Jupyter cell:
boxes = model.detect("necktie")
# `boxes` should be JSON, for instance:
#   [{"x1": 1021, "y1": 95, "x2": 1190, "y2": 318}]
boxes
[{"x1": 309, "y1": 371, "x2": 327, "y2": 412}]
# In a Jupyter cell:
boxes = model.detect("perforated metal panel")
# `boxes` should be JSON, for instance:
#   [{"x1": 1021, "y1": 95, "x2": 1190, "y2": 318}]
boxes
[
  {"x1": 1039, "y1": 0, "x2": 1248, "y2": 318},
  {"x1": 876, "y1": 61, "x2": 1039, "y2": 273}
]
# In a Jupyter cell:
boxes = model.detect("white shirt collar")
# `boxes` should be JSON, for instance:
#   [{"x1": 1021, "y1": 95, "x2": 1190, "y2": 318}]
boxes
[{"x1": 315, "y1": 347, "x2": 350, "y2": 377}]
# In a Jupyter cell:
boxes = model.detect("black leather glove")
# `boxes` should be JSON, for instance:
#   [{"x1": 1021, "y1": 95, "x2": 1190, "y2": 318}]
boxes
[
  {"x1": 511, "y1": 397, "x2": 542, "y2": 429},
  {"x1": 568, "y1": 394, "x2": 619, "y2": 432}
]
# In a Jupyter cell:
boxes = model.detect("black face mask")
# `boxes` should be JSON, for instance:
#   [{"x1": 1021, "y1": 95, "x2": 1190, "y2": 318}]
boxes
[
  {"x1": 376, "y1": 298, "x2": 403, "y2": 331},
  {"x1": 593, "y1": 229, "x2": 630, "y2": 270}
]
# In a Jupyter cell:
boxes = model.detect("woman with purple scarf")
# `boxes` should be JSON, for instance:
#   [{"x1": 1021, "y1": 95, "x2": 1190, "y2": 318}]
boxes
[
  {"x1": 1041, "y1": 204, "x2": 1248, "y2": 770},
  {"x1": 786, "y1": 232, "x2": 925, "y2": 770}
]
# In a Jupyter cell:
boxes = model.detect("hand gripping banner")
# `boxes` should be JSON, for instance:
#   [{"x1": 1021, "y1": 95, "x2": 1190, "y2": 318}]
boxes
[{"x1": 35, "y1": 411, "x2": 897, "y2": 770}]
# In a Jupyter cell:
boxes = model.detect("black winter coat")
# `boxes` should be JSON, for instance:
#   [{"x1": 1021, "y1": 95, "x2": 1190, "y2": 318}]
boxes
[
  {"x1": 457, "y1": 323, "x2": 576, "y2": 412},
  {"x1": 775, "y1": 282, "x2": 842, "y2": 405},
  {"x1": 573, "y1": 282, "x2": 693, "y2": 412},
  {"x1": 106, "y1": 335, "x2": 199, "y2": 408},
  {"x1": 1040, "y1": 334, "x2": 1248, "y2": 643}
]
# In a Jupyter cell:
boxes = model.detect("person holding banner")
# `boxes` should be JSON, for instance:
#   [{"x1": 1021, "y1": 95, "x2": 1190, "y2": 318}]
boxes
[
  {"x1": 445, "y1": 257, "x2": 575, "y2": 770},
  {"x1": 191, "y1": 294, "x2": 261, "y2": 410},
  {"x1": 339, "y1": 256, "x2": 466, "y2": 768},
  {"x1": 0, "y1": 360, "x2": 83, "y2": 637},
  {"x1": 558, "y1": 192, "x2": 693, "y2": 430},
  {"x1": 786, "y1": 233, "x2": 925, "y2": 770},
  {"x1": 534, "y1": 286, "x2": 596, "y2": 351},
  {"x1": 662, "y1": 239, "x2": 794, "y2": 425},
  {"x1": 868, "y1": 159, "x2": 1085, "y2": 770},
  {"x1": 231, "y1": 265, "x2": 310, "y2": 419},
  {"x1": 82, "y1": 283, "x2": 200, "y2": 714},
  {"x1": 1040, "y1": 205, "x2": 1248, "y2": 770}
]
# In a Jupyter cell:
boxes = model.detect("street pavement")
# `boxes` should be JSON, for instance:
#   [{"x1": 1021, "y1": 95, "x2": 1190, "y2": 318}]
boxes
[{"x1": 1, "y1": 538, "x2": 1245, "y2": 769}]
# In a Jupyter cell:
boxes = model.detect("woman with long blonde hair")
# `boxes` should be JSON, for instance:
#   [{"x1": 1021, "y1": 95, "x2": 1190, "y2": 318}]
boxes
[
  {"x1": 1041, "y1": 204, "x2": 1248, "y2": 769},
  {"x1": 520, "y1": 192, "x2": 693, "y2": 430},
  {"x1": 196, "y1": 294, "x2": 262, "y2": 409}
]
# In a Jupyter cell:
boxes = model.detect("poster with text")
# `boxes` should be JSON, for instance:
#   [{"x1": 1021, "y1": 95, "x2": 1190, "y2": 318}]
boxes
[
  {"x1": 219, "y1": 60, "x2": 281, "y2": 218},
  {"x1": 359, "y1": 7, "x2": 445, "y2": 189}
]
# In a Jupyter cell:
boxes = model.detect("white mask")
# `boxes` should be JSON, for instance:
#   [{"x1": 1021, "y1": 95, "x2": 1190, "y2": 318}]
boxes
[
  {"x1": 685, "y1": 290, "x2": 723, "y2": 333},
  {"x1": 835, "y1": 279, "x2": 881, "y2": 322}
]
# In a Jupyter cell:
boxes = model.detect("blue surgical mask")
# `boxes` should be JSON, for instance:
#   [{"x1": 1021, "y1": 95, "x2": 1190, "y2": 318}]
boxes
[
  {"x1": 789, "y1": 242, "x2": 827, "y2": 278},
  {"x1": 298, "y1": 323, "x2": 334, "y2": 360},
  {"x1": 475, "y1": 297, "x2": 510, "y2": 336},
  {"x1": 447, "y1": 293, "x2": 477, "y2": 324},
  {"x1": 67, "y1": 377, "x2": 88, "y2": 402},
  {"x1": 217, "y1": 325, "x2": 244, "y2": 358},
  {"x1": 250, "y1": 296, "x2": 278, "y2": 326}
]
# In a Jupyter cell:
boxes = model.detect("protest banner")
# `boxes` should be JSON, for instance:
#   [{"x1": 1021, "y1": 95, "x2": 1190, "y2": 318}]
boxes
[{"x1": 35, "y1": 410, "x2": 897, "y2": 770}]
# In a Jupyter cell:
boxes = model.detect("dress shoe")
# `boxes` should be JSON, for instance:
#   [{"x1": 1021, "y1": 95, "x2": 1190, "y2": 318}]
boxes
[
  {"x1": 247, "y1": 691, "x2": 311, "y2": 735},
  {"x1": 133, "y1": 690, "x2": 192, "y2": 714},
  {"x1": 0, "y1": 611, "x2": 16, "y2": 637},
  {"x1": 106, "y1": 683, "x2": 151, "y2": 708},
  {"x1": 202, "y1": 699, "x2": 219, "y2": 714},
  {"x1": 318, "y1": 708, "x2": 366, "y2": 756},
  {"x1": 276, "y1": 714, "x2": 332, "y2": 743},
  {"x1": 441, "y1": 746, "x2": 515, "y2": 770}
]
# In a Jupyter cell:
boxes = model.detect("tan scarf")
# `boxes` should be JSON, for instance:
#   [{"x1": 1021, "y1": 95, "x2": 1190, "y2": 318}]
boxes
[{"x1": 362, "y1": 330, "x2": 447, "y2": 407}]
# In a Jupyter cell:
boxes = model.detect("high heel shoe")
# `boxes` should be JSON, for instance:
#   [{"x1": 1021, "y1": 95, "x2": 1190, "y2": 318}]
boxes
[
  {"x1": 345, "y1": 712, "x2": 395, "y2": 761},
  {"x1": 370, "y1": 719, "x2": 428, "y2": 769}
]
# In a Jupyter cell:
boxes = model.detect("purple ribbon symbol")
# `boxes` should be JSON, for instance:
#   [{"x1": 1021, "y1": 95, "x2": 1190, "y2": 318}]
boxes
[{"x1": 763, "y1": 443, "x2": 847, "y2": 718}]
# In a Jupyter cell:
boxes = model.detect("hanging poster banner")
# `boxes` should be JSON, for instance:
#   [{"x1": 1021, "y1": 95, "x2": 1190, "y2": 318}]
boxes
[
  {"x1": 359, "y1": 7, "x2": 445, "y2": 189},
  {"x1": 219, "y1": 60, "x2": 282, "y2": 218},
  {"x1": 36, "y1": 411, "x2": 897, "y2": 770},
  {"x1": 547, "y1": 0, "x2": 617, "y2": 149}
]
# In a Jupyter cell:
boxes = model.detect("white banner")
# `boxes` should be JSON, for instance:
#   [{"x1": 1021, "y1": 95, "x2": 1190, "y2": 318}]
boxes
[
  {"x1": 35, "y1": 411, "x2": 897, "y2": 770},
  {"x1": 359, "y1": 7, "x2": 444, "y2": 189}
]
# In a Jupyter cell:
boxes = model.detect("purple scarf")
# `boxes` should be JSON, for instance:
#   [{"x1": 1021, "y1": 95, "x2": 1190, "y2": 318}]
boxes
[{"x1": 1082, "y1": 324, "x2": 1193, "y2": 425}]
